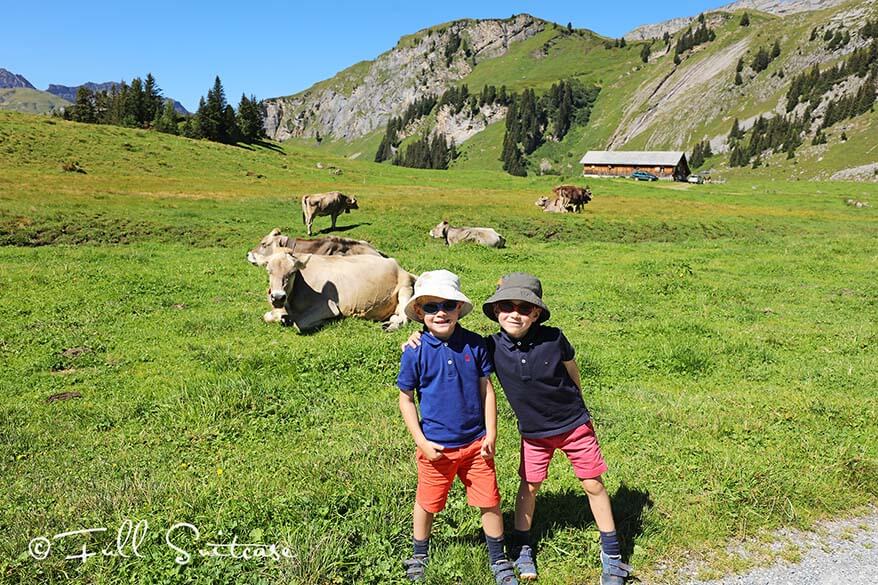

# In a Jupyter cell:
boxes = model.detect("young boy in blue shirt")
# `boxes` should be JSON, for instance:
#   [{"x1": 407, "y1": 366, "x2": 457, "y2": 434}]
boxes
[{"x1": 397, "y1": 270, "x2": 519, "y2": 585}]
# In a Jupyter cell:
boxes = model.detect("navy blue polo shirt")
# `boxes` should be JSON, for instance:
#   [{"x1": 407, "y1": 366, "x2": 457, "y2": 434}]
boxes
[
  {"x1": 397, "y1": 326, "x2": 493, "y2": 448},
  {"x1": 487, "y1": 324, "x2": 590, "y2": 439}
]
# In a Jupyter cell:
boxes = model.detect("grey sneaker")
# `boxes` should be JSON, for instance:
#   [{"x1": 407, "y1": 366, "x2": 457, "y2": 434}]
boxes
[
  {"x1": 491, "y1": 559, "x2": 520, "y2": 585},
  {"x1": 514, "y1": 545, "x2": 537, "y2": 580},
  {"x1": 403, "y1": 554, "x2": 428, "y2": 581},
  {"x1": 600, "y1": 551, "x2": 632, "y2": 585}
]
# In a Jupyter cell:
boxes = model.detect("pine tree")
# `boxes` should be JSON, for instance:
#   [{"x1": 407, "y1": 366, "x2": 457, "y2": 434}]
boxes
[
  {"x1": 236, "y1": 94, "x2": 265, "y2": 143},
  {"x1": 154, "y1": 100, "x2": 179, "y2": 135},
  {"x1": 641, "y1": 43, "x2": 651, "y2": 63},
  {"x1": 223, "y1": 104, "x2": 240, "y2": 144},
  {"x1": 729, "y1": 118, "x2": 742, "y2": 141},
  {"x1": 72, "y1": 87, "x2": 96, "y2": 123},
  {"x1": 771, "y1": 39, "x2": 781, "y2": 59},
  {"x1": 740, "y1": 12, "x2": 750, "y2": 27},
  {"x1": 690, "y1": 141, "x2": 704, "y2": 168},
  {"x1": 202, "y1": 76, "x2": 228, "y2": 142},
  {"x1": 144, "y1": 73, "x2": 163, "y2": 123}
]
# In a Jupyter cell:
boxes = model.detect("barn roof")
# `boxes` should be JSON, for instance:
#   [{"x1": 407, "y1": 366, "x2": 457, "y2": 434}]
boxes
[{"x1": 579, "y1": 151, "x2": 686, "y2": 166}]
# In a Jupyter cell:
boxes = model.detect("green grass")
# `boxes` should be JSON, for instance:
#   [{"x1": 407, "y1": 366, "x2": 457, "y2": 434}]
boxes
[{"x1": 1, "y1": 112, "x2": 877, "y2": 584}]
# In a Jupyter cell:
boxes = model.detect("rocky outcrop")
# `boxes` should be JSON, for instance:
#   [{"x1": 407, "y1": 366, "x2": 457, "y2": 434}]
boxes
[
  {"x1": 433, "y1": 103, "x2": 507, "y2": 145},
  {"x1": 262, "y1": 15, "x2": 544, "y2": 142},
  {"x1": 0, "y1": 68, "x2": 34, "y2": 89},
  {"x1": 625, "y1": 0, "x2": 849, "y2": 40}
]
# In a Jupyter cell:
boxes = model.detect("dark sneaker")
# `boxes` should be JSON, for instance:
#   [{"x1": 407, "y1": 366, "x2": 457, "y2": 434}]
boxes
[
  {"x1": 600, "y1": 551, "x2": 632, "y2": 585},
  {"x1": 403, "y1": 554, "x2": 428, "y2": 581},
  {"x1": 491, "y1": 559, "x2": 520, "y2": 585},
  {"x1": 514, "y1": 545, "x2": 537, "y2": 580}
]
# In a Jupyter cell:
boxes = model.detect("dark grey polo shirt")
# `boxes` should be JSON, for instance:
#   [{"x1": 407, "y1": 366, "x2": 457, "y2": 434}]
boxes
[{"x1": 487, "y1": 324, "x2": 590, "y2": 439}]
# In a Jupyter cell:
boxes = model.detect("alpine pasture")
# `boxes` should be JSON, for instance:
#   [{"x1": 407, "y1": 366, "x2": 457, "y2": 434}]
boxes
[{"x1": 1, "y1": 111, "x2": 876, "y2": 584}]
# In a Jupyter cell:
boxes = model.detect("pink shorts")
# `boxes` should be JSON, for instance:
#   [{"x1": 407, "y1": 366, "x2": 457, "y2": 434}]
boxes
[{"x1": 519, "y1": 422, "x2": 608, "y2": 483}]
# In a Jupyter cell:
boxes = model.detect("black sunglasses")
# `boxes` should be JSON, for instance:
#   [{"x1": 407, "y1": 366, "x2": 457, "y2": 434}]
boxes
[
  {"x1": 496, "y1": 300, "x2": 537, "y2": 316},
  {"x1": 421, "y1": 300, "x2": 460, "y2": 314}
]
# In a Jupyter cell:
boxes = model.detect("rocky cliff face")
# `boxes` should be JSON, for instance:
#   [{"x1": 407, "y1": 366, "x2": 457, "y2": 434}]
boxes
[
  {"x1": 625, "y1": 0, "x2": 849, "y2": 40},
  {"x1": 262, "y1": 15, "x2": 544, "y2": 142},
  {"x1": 0, "y1": 69, "x2": 35, "y2": 89}
]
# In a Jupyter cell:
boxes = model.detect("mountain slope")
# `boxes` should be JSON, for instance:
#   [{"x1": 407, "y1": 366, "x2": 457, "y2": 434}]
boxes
[
  {"x1": 0, "y1": 68, "x2": 35, "y2": 89},
  {"x1": 0, "y1": 88, "x2": 70, "y2": 114},
  {"x1": 265, "y1": 0, "x2": 878, "y2": 180},
  {"x1": 263, "y1": 14, "x2": 548, "y2": 142}
]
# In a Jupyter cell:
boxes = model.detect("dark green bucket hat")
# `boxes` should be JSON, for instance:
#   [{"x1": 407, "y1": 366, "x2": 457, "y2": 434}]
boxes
[{"x1": 482, "y1": 272, "x2": 550, "y2": 323}]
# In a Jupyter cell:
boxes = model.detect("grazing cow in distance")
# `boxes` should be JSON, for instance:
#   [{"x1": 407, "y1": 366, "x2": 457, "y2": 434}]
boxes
[
  {"x1": 537, "y1": 184, "x2": 592, "y2": 213},
  {"x1": 301, "y1": 191, "x2": 359, "y2": 236},
  {"x1": 263, "y1": 249, "x2": 414, "y2": 332},
  {"x1": 247, "y1": 228, "x2": 384, "y2": 266},
  {"x1": 429, "y1": 221, "x2": 506, "y2": 248}
]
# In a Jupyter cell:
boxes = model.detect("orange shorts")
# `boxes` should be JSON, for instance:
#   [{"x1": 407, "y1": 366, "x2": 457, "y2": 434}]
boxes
[{"x1": 416, "y1": 438, "x2": 501, "y2": 513}]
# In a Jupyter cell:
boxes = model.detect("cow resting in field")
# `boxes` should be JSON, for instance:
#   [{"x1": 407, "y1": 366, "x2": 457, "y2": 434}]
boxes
[
  {"x1": 247, "y1": 228, "x2": 384, "y2": 266},
  {"x1": 301, "y1": 191, "x2": 358, "y2": 236},
  {"x1": 263, "y1": 249, "x2": 414, "y2": 332},
  {"x1": 429, "y1": 221, "x2": 506, "y2": 248},
  {"x1": 536, "y1": 185, "x2": 592, "y2": 213}
]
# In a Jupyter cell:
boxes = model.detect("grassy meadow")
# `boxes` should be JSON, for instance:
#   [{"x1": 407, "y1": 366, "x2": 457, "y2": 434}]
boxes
[{"x1": 1, "y1": 112, "x2": 877, "y2": 584}]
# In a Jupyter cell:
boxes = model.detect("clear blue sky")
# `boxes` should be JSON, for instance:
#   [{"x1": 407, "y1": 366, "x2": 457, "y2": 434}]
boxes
[{"x1": 2, "y1": 0, "x2": 722, "y2": 112}]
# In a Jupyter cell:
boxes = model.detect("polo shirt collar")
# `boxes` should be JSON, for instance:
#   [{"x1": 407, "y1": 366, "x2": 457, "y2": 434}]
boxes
[
  {"x1": 422, "y1": 325, "x2": 462, "y2": 347},
  {"x1": 499, "y1": 323, "x2": 541, "y2": 349}
]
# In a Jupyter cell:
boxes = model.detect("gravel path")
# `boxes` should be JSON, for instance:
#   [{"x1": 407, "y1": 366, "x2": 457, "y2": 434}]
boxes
[{"x1": 683, "y1": 508, "x2": 878, "y2": 585}]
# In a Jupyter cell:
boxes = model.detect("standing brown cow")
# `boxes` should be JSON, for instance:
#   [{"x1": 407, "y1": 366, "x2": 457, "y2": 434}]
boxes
[{"x1": 301, "y1": 191, "x2": 359, "y2": 236}]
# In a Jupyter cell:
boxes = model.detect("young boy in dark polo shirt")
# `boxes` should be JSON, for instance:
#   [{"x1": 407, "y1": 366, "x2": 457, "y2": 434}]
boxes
[
  {"x1": 482, "y1": 273, "x2": 631, "y2": 585},
  {"x1": 397, "y1": 270, "x2": 519, "y2": 585},
  {"x1": 403, "y1": 272, "x2": 632, "y2": 584}
]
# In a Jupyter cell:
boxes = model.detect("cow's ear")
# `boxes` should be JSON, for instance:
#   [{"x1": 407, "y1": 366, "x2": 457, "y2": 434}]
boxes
[
  {"x1": 270, "y1": 227, "x2": 282, "y2": 236},
  {"x1": 295, "y1": 254, "x2": 312, "y2": 270}
]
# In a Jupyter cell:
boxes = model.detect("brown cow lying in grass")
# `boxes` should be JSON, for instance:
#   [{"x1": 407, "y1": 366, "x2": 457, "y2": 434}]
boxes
[
  {"x1": 247, "y1": 228, "x2": 384, "y2": 266},
  {"x1": 262, "y1": 249, "x2": 414, "y2": 332},
  {"x1": 429, "y1": 221, "x2": 506, "y2": 248}
]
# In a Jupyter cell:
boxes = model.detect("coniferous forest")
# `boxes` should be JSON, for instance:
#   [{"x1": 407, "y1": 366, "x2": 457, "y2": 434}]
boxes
[{"x1": 59, "y1": 74, "x2": 265, "y2": 145}]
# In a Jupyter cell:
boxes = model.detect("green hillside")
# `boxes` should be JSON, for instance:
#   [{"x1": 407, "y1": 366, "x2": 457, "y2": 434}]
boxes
[
  {"x1": 309, "y1": 1, "x2": 878, "y2": 181},
  {"x1": 1, "y1": 110, "x2": 877, "y2": 584},
  {"x1": 0, "y1": 87, "x2": 70, "y2": 114}
]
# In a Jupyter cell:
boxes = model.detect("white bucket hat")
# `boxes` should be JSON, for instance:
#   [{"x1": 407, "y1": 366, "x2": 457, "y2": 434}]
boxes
[{"x1": 404, "y1": 270, "x2": 473, "y2": 323}]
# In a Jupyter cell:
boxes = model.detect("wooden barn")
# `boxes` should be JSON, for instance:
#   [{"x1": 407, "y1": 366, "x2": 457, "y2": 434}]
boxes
[{"x1": 580, "y1": 151, "x2": 691, "y2": 181}]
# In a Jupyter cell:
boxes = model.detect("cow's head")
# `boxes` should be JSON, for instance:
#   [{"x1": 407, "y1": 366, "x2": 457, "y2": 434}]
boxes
[
  {"x1": 429, "y1": 221, "x2": 449, "y2": 239},
  {"x1": 344, "y1": 195, "x2": 359, "y2": 213},
  {"x1": 535, "y1": 197, "x2": 549, "y2": 209},
  {"x1": 248, "y1": 228, "x2": 290, "y2": 266},
  {"x1": 265, "y1": 250, "x2": 310, "y2": 307}
]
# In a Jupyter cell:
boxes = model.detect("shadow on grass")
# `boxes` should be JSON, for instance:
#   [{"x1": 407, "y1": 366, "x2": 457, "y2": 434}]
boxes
[
  {"x1": 317, "y1": 223, "x2": 371, "y2": 234},
  {"x1": 529, "y1": 482, "x2": 652, "y2": 562},
  {"x1": 235, "y1": 140, "x2": 286, "y2": 155}
]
